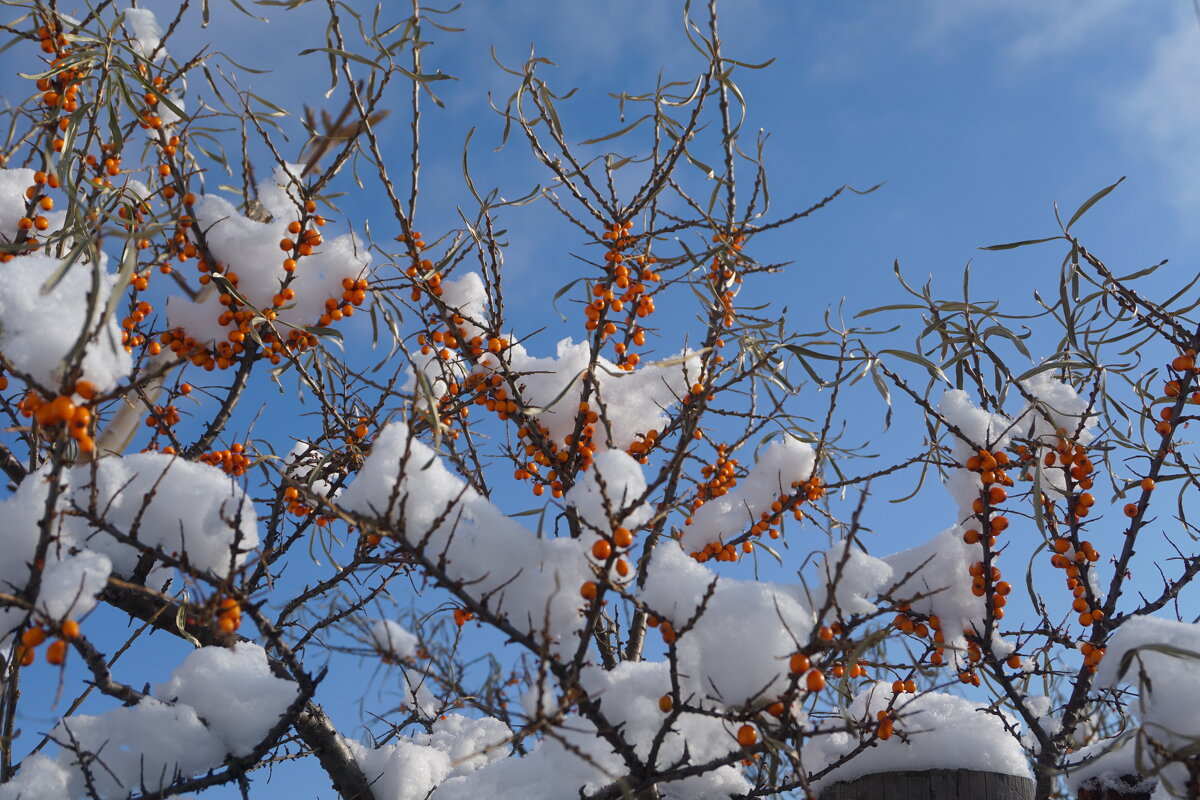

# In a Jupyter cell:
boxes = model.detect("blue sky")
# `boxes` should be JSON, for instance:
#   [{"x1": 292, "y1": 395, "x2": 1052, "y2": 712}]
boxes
[
  {"x1": 192, "y1": 1, "x2": 1200, "y2": 297},
  {"x1": 5, "y1": 1, "x2": 1200, "y2": 797}
]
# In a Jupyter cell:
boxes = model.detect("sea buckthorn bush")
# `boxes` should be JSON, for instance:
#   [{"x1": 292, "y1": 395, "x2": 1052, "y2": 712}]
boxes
[{"x1": 0, "y1": 3, "x2": 1198, "y2": 800}]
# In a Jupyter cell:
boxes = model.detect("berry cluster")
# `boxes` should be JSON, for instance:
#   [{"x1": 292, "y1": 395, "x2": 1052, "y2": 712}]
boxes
[
  {"x1": 688, "y1": 472, "x2": 823, "y2": 564},
  {"x1": 588, "y1": 221, "x2": 660, "y2": 372},
  {"x1": 16, "y1": 619, "x2": 79, "y2": 667},
  {"x1": 17, "y1": 380, "x2": 98, "y2": 453},
  {"x1": 198, "y1": 443, "x2": 251, "y2": 477}
]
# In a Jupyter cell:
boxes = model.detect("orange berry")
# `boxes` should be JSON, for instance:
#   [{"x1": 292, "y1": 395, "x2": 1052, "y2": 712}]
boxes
[
  {"x1": 50, "y1": 395, "x2": 75, "y2": 424},
  {"x1": 789, "y1": 653, "x2": 810, "y2": 675},
  {"x1": 592, "y1": 539, "x2": 612, "y2": 560},
  {"x1": 60, "y1": 620, "x2": 79, "y2": 640},
  {"x1": 736, "y1": 724, "x2": 758, "y2": 747},
  {"x1": 20, "y1": 627, "x2": 46, "y2": 647},
  {"x1": 806, "y1": 669, "x2": 826, "y2": 692},
  {"x1": 878, "y1": 718, "x2": 894, "y2": 740},
  {"x1": 659, "y1": 694, "x2": 673, "y2": 713},
  {"x1": 46, "y1": 639, "x2": 67, "y2": 665}
]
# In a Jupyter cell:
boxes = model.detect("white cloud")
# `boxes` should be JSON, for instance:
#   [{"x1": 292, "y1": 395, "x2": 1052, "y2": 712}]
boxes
[
  {"x1": 915, "y1": 0, "x2": 1200, "y2": 217},
  {"x1": 916, "y1": 0, "x2": 1141, "y2": 64},
  {"x1": 1115, "y1": 12, "x2": 1200, "y2": 216}
]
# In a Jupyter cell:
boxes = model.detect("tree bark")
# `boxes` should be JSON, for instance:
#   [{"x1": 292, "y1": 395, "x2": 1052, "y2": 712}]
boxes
[{"x1": 820, "y1": 769, "x2": 1034, "y2": 800}]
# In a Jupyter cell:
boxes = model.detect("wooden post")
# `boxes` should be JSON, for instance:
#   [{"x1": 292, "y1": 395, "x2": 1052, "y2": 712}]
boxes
[
  {"x1": 819, "y1": 768, "x2": 1034, "y2": 800},
  {"x1": 1077, "y1": 775, "x2": 1154, "y2": 800}
]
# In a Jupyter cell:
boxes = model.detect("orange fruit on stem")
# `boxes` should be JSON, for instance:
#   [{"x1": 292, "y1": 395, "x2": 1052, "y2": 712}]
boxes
[
  {"x1": 613, "y1": 527, "x2": 633, "y2": 548},
  {"x1": 46, "y1": 640, "x2": 67, "y2": 665},
  {"x1": 736, "y1": 724, "x2": 758, "y2": 747},
  {"x1": 21, "y1": 627, "x2": 46, "y2": 647}
]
